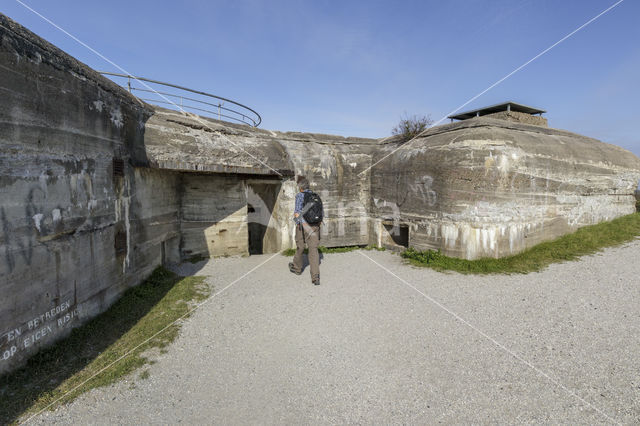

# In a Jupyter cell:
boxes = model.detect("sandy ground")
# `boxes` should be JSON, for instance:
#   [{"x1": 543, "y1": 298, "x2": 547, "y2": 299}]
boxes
[{"x1": 29, "y1": 241, "x2": 640, "y2": 424}]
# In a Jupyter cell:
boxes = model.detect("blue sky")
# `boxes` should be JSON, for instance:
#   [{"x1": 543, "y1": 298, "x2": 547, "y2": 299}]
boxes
[{"x1": 3, "y1": 0, "x2": 639, "y2": 155}]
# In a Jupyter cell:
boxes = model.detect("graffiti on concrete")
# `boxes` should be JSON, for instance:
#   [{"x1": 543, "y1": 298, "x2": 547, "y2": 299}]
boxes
[{"x1": 0, "y1": 300, "x2": 80, "y2": 364}]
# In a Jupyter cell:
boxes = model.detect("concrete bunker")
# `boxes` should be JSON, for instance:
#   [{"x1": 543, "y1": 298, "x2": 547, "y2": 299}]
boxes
[
  {"x1": 1, "y1": 13, "x2": 640, "y2": 375},
  {"x1": 448, "y1": 101, "x2": 548, "y2": 126}
]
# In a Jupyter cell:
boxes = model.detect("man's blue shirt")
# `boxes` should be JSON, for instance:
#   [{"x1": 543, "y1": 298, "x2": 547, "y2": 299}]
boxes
[{"x1": 294, "y1": 190, "x2": 311, "y2": 224}]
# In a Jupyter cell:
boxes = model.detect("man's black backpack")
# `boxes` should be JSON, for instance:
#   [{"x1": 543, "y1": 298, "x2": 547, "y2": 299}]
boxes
[{"x1": 302, "y1": 191, "x2": 323, "y2": 225}]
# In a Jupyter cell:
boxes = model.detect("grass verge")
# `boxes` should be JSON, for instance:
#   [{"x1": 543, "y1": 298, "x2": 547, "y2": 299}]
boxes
[
  {"x1": 281, "y1": 245, "x2": 385, "y2": 256},
  {"x1": 0, "y1": 267, "x2": 209, "y2": 425},
  {"x1": 401, "y1": 212, "x2": 640, "y2": 274},
  {"x1": 187, "y1": 254, "x2": 208, "y2": 264}
]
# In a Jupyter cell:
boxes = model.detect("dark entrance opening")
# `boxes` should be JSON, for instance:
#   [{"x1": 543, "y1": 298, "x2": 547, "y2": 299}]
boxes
[
  {"x1": 247, "y1": 182, "x2": 280, "y2": 255},
  {"x1": 383, "y1": 223, "x2": 409, "y2": 248}
]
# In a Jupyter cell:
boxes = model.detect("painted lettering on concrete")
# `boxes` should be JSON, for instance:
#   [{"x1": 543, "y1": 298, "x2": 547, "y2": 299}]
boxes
[
  {"x1": 27, "y1": 300, "x2": 72, "y2": 330},
  {"x1": 0, "y1": 300, "x2": 80, "y2": 365}
]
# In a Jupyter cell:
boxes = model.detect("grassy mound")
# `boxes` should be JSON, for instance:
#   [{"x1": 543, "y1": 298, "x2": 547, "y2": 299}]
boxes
[{"x1": 401, "y1": 213, "x2": 640, "y2": 274}]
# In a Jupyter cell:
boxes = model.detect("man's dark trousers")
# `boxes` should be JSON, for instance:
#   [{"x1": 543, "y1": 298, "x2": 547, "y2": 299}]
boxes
[{"x1": 292, "y1": 222, "x2": 320, "y2": 282}]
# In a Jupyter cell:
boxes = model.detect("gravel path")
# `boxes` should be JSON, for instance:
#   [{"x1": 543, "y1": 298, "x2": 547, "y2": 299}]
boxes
[{"x1": 30, "y1": 240, "x2": 640, "y2": 424}]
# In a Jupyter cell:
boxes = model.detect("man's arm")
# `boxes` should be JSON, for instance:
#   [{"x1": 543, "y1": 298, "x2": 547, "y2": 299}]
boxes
[{"x1": 293, "y1": 192, "x2": 303, "y2": 222}]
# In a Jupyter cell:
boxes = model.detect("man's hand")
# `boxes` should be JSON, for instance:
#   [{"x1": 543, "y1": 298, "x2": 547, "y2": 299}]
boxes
[{"x1": 294, "y1": 213, "x2": 300, "y2": 218}]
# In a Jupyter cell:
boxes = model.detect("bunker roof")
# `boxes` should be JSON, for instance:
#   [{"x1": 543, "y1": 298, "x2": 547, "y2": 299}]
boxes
[{"x1": 448, "y1": 101, "x2": 546, "y2": 121}]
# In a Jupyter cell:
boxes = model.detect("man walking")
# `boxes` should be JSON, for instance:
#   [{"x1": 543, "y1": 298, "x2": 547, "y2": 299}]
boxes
[{"x1": 289, "y1": 176, "x2": 322, "y2": 285}]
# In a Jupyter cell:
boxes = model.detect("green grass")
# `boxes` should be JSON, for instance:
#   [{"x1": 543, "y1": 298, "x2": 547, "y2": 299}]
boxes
[
  {"x1": 0, "y1": 267, "x2": 209, "y2": 425},
  {"x1": 281, "y1": 245, "x2": 385, "y2": 256},
  {"x1": 187, "y1": 254, "x2": 208, "y2": 264},
  {"x1": 401, "y1": 212, "x2": 640, "y2": 274}
]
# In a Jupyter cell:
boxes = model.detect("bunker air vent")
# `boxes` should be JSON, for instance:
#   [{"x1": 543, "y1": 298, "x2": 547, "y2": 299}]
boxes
[
  {"x1": 114, "y1": 230, "x2": 127, "y2": 255},
  {"x1": 113, "y1": 157, "x2": 125, "y2": 178}
]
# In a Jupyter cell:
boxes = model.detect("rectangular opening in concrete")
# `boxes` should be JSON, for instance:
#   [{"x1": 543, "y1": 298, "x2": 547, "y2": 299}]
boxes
[
  {"x1": 247, "y1": 182, "x2": 281, "y2": 255},
  {"x1": 114, "y1": 230, "x2": 127, "y2": 255},
  {"x1": 383, "y1": 222, "x2": 409, "y2": 248},
  {"x1": 112, "y1": 157, "x2": 124, "y2": 178}
]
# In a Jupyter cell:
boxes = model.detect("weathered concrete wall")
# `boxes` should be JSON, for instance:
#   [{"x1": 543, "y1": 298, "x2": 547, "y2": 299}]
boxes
[
  {"x1": 3, "y1": 12, "x2": 640, "y2": 375},
  {"x1": 277, "y1": 135, "x2": 375, "y2": 247},
  {"x1": 145, "y1": 109, "x2": 379, "y2": 251},
  {"x1": 370, "y1": 118, "x2": 640, "y2": 258},
  {"x1": 247, "y1": 179, "x2": 295, "y2": 254},
  {"x1": 0, "y1": 15, "x2": 179, "y2": 373},
  {"x1": 144, "y1": 110, "x2": 292, "y2": 176},
  {"x1": 146, "y1": 110, "x2": 638, "y2": 260},
  {"x1": 180, "y1": 174, "x2": 248, "y2": 257},
  {"x1": 126, "y1": 168, "x2": 181, "y2": 280}
]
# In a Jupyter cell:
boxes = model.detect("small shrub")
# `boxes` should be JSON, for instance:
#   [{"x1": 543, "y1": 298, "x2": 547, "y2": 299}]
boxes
[
  {"x1": 401, "y1": 247, "x2": 442, "y2": 264},
  {"x1": 187, "y1": 254, "x2": 208, "y2": 264},
  {"x1": 281, "y1": 248, "x2": 297, "y2": 256},
  {"x1": 391, "y1": 113, "x2": 434, "y2": 141}
]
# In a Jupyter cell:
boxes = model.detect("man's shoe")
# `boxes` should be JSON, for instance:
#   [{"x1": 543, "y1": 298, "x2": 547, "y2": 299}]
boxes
[
  {"x1": 289, "y1": 262, "x2": 302, "y2": 275},
  {"x1": 312, "y1": 278, "x2": 320, "y2": 286}
]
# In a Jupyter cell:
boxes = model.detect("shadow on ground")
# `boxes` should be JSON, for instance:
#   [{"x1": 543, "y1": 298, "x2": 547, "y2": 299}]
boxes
[
  {"x1": 0, "y1": 268, "x2": 188, "y2": 425},
  {"x1": 299, "y1": 252, "x2": 324, "y2": 271}
]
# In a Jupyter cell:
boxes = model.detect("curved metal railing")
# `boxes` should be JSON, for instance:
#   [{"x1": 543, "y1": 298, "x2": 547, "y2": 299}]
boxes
[{"x1": 99, "y1": 72, "x2": 261, "y2": 127}]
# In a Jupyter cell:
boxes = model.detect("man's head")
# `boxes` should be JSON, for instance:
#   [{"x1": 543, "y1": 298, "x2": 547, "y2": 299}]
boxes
[{"x1": 297, "y1": 176, "x2": 310, "y2": 192}]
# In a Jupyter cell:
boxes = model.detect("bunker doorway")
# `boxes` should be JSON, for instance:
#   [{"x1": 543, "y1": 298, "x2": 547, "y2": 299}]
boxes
[
  {"x1": 247, "y1": 181, "x2": 281, "y2": 255},
  {"x1": 382, "y1": 221, "x2": 409, "y2": 249}
]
